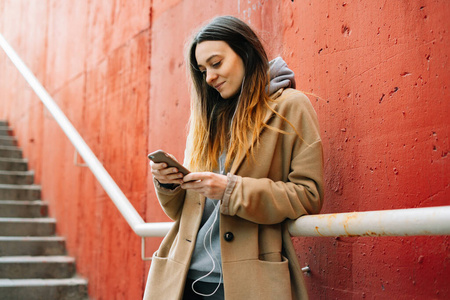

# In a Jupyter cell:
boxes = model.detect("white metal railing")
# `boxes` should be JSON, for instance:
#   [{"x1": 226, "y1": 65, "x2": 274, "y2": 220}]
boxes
[
  {"x1": 287, "y1": 206, "x2": 450, "y2": 237},
  {"x1": 1, "y1": 33, "x2": 449, "y2": 260}
]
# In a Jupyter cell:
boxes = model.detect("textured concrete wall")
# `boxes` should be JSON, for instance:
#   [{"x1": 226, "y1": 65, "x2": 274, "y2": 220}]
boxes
[{"x1": 0, "y1": 1, "x2": 449, "y2": 299}]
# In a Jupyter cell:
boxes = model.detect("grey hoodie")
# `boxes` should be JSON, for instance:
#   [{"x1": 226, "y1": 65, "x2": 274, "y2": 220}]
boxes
[{"x1": 268, "y1": 56, "x2": 296, "y2": 95}]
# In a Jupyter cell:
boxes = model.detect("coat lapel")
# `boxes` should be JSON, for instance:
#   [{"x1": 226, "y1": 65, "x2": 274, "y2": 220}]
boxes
[{"x1": 230, "y1": 89, "x2": 284, "y2": 174}]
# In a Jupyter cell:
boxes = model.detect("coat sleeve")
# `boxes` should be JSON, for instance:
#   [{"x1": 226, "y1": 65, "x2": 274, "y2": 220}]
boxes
[
  {"x1": 154, "y1": 178, "x2": 187, "y2": 221},
  {"x1": 221, "y1": 91, "x2": 324, "y2": 225}
]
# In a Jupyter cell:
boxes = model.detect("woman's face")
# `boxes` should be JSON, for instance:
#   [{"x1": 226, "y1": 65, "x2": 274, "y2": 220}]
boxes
[{"x1": 195, "y1": 40, "x2": 245, "y2": 99}]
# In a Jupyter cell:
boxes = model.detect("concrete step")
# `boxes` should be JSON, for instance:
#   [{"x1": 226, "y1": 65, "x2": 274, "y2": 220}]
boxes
[
  {"x1": 0, "y1": 200, "x2": 47, "y2": 218},
  {"x1": 0, "y1": 157, "x2": 28, "y2": 172},
  {"x1": 0, "y1": 121, "x2": 8, "y2": 127},
  {"x1": 0, "y1": 278, "x2": 89, "y2": 300},
  {"x1": 0, "y1": 121, "x2": 90, "y2": 299},
  {"x1": 0, "y1": 183, "x2": 41, "y2": 200},
  {"x1": 0, "y1": 170, "x2": 34, "y2": 185},
  {"x1": 0, "y1": 126, "x2": 12, "y2": 137},
  {"x1": 0, "y1": 256, "x2": 76, "y2": 279},
  {"x1": 0, "y1": 236, "x2": 66, "y2": 256},
  {"x1": 0, "y1": 136, "x2": 16, "y2": 147},
  {"x1": 0, "y1": 218, "x2": 56, "y2": 236},
  {"x1": 0, "y1": 146, "x2": 22, "y2": 159}
]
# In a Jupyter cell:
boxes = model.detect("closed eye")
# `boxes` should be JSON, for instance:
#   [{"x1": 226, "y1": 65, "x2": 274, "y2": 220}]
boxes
[{"x1": 212, "y1": 61, "x2": 222, "y2": 68}]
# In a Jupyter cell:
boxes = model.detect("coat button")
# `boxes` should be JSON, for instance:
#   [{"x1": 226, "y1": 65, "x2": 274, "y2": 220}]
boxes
[{"x1": 224, "y1": 232, "x2": 234, "y2": 242}]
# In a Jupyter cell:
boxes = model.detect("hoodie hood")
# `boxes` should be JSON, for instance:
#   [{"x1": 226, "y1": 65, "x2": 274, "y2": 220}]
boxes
[{"x1": 267, "y1": 57, "x2": 296, "y2": 95}]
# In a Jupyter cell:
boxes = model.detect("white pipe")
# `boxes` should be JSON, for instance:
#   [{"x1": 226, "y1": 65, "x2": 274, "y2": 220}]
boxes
[
  {"x1": 134, "y1": 222, "x2": 174, "y2": 237},
  {"x1": 0, "y1": 33, "x2": 145, "y2": 232},
  {"x1": 129, "y1": 206, "x2": 450, "y2": 238},
  {"x1": 288, "y1": 206, "x2": 450, "y2": 237}
]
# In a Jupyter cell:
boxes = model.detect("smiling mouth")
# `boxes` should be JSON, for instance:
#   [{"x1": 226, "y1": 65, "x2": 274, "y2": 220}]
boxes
[{"x1": 214, "y1": 82, "x2": 225, "y2": 90}]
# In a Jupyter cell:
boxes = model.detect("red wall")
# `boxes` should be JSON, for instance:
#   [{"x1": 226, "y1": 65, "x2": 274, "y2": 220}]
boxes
[{"x1": 1, "y1": 1, "x2": 449, "y2": 299}]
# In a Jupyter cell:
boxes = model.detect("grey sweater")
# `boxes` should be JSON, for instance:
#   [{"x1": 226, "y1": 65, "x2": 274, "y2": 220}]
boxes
[{"x1": 187, "y1": 154, "x2": 225, "y2": 283}]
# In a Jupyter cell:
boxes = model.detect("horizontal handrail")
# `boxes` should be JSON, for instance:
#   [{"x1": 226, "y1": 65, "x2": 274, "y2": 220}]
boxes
[
  {"x1": 132, "y1": 205, "x2": 450, "y2": 237},
  {"x1": 1, "y1": 33, "x2": 449, "y2": 254},
  {"x1": 287, "y1": 205, "x2": 450, "y2": 237}
]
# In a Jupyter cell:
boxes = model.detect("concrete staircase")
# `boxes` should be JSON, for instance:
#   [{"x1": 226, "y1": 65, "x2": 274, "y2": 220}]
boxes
[{"x1": 0, "y1": 121, "x2": 89, "y2": 300}]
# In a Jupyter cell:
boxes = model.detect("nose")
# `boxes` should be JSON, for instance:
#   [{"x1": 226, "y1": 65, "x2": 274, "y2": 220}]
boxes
[{"x1": 205, "y1": 70, "x2": 218, "y2": 85}]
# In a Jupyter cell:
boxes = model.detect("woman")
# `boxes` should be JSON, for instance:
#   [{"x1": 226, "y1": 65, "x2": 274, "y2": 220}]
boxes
[{"x1": 144, "y1": 16, "x2": 324, "y2": 300}]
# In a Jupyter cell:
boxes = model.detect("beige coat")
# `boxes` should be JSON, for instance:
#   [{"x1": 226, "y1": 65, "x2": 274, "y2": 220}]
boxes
[{"x1": 143, "y1": 88, "x2": 324, "y2": 300}]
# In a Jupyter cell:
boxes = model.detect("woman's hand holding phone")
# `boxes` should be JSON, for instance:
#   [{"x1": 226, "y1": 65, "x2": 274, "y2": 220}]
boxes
[
  {"x1": 150, "y1": 160, "x2": 185, "y2": 185},
  {"x1": 148, "y1": 150, "x2": 187, "y2": 185}
]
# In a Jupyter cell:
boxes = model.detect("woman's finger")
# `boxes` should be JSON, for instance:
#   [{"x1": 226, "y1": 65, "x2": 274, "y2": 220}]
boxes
[
  {"x1": 150, "y1": 161, "x2": 167, "y2": 170},
  {"x1": 181, "y1": 172, "x2": 227, "y2": 200},
  {"x1": 150, "y1": 162, "x2": 184, "y2": 184}
]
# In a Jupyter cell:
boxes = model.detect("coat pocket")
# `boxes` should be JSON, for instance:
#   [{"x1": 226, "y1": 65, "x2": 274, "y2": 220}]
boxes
[
  {"x1": 223, "y1": 256, "x2": 292, "y2": 300},
  {"x1": 143, "y1": 253, "x2": 187, "y2": 300}
]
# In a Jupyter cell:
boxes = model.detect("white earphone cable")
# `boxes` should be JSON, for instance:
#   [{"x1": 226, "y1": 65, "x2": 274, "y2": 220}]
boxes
[{"x1": 191, "y1": 201, "x2": 223, "y2": 297}]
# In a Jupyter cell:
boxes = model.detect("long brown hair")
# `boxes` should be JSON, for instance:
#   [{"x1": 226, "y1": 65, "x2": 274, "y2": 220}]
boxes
[{"x1": 187, "y1": 16, "x2": 276, "y2": 172}]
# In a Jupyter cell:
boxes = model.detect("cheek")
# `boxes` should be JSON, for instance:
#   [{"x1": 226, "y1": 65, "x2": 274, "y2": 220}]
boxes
[
  {"x1": 235, "y1": 69, "x2": 245, "y2": 87},
  {"x1": 237, "y1": 62, "x2": 245, "y2": 84}
]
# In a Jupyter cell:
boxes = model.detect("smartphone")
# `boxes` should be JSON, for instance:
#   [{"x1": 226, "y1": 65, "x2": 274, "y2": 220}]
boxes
[{"x1": 147, "y1": 150, "x2": 190, "y2": 176}]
